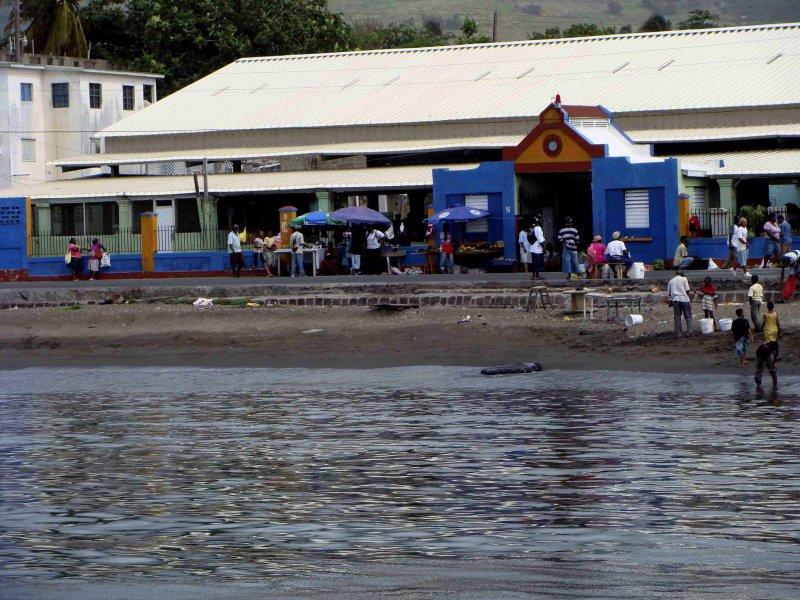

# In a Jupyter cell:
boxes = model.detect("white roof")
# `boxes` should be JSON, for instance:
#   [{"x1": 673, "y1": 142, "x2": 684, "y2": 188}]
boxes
[
  {"x1": 100, "y1": 23, "x2": 800, "y2": 138},
  {"x1": 677, "y1": 149, "x2": 800, "y2": 176},
  {"x1": 625, "y1": 122, "x2": 800, "y2": 143},
  {"x1": 51, "y1": 136, "x2": 519, "y2": 169},
  {"x1": 572, "y1": 120, "x2": 659, "y2": 163},
  {"x1": 0, "y1": 164, "x2": 475, "y2": 200}
]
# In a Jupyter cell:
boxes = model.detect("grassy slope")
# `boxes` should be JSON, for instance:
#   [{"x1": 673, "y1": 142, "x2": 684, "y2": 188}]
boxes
[{"x1": 329, "y1": 0, "x2": 800, "y2": 42}]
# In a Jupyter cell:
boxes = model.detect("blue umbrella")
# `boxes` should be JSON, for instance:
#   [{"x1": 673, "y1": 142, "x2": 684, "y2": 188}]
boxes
[
  {"x1": 426, "y1": 205, "x2": 490, "y2": 224},
  {"x1": 330, "y1": 206, "x2": 391, "y2": 226}
]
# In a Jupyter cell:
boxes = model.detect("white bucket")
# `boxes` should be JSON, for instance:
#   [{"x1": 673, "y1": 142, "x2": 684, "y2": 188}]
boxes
[
  {"x1": 627, "y1": 262, "x2": 645, "y2": 279},
  {"x1": 625, "y1": 314, "x2": 644, "y2": 327},
  {"x1": 718, "y1": 318, "x2": 732, "y2": 331},
  {"x1": 700, "y1": 318, "x2": 715, "y2": 334}
]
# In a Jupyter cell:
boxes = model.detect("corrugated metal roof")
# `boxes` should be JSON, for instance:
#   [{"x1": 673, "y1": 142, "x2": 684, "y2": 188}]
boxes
[
  {"x1": 626, "y1": 123, "x2": 800, "y2": 143},
  {"x1": 51, "y1": 136, "x2": 520, "y2": 169},
  {"x1": 676, "y1": 150, "x2": 800, "y2": 176},
  {"x1": 1, "y1": 164, "x2": 475, "y2": 200},
  {"x1": 101, "y1": 23, "x2": 800, "y2": 138}
]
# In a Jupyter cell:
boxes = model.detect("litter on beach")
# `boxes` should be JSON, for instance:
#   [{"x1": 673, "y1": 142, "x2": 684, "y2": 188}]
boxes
[
  {"x1": 246, "y1": 302, "x2": 260, "y2": 307},
  {"x1": 457, "y1": 315, "x2": 471, "y2": 323},
  {"x1": 193, "y1": 298, "x2": 214, "y2": 307},
  {"x1": 303, "y1": 328, "x2": 323, "y2": 334}
]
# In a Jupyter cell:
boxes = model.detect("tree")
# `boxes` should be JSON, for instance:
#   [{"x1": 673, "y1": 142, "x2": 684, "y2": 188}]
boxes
[
  {"x1": 529, "y1": 23, "x2": 618, "y2": 40},
  {"x1": 81, "y1": 0, "x2": 354, "y2": 96},
  {"x1": 676, "y1": 9, "x2": 719, "y2": 29},
  {"x1": 5, "y1": 0, "x2": 88, "y2": 57},
  {"x1": 350, "y1": 21, "x2": 447, "y2": 50},
  {"x1": 638, "y1": 13, "x2": 672, "y2": 32},
  {"x1": 456, "y1": 17, "x2": 491, "y2": 44}
]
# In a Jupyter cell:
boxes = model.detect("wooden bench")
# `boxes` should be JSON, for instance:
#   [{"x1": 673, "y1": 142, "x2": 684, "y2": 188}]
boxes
[{"x1": 606, "y1": 262, "x2": 627, "y2": 279}]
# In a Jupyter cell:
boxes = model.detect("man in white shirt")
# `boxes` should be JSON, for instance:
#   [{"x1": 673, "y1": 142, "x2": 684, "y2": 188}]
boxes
[
  {"x1": 667, "y1": 270, "x2": 693, "y2": 338},
  {"x1": 732, "y1": 217, "x2": 750, "y2": 276},
  {"x1": 365, "y1": 226, "x2": 386, "y2": 274},
  {"x1": 289, "y1": 226, "x2": 305, "y2": 277},
  {"x1": 518, "y1": 227, "x2": 531, "y2": 273},
  {"x1": 528, "y1": 219, "x2": 545, "y2": 280},
  {"x1": 227, "y1": 224, "x2": 244, "y2": 278}
]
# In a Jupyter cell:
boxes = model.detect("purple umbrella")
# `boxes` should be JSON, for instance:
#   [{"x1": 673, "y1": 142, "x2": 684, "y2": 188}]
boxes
[
  {"x1": 426, "y1": 205, "x2": 490, "y2": 224},
  {"x1": 330, "y1": 206, "x2": 391, "y2": 226}
]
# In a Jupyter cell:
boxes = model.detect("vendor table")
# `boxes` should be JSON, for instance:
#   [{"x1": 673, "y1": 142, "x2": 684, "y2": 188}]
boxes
[
  {"x1": 275, "y1": 247, "x2": 324, "y2": 277},
  {"x1": 566, "y1": 289, "x2": 590, "y2": 312},
  {"x1": 381, "y1": 249, "x2": 406, "y2": 274}
]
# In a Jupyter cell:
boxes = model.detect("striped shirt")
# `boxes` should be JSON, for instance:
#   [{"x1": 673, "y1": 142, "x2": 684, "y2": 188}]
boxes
[{"x1": 558, "y1": 226, "x2": 580, "y2": 252}]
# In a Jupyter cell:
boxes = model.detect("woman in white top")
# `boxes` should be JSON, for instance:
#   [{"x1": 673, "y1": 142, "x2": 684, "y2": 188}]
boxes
[{"x1": 529, "y1": 217, "x2": 546, "y2": 280}]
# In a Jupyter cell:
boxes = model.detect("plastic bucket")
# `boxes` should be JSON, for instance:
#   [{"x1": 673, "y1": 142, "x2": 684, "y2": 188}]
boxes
[
  {"x1": 625, "y1": 314, "x2": 644, "y2": 327},
  {"x1": 700, "y1": 318, "x2": 715, "y2": 334},
  {"x1": 627, "y1": 262, "x2": 645, "y2": 279},
  {"x1": 718, "y1": 318, "x2": 732, "y2": 332}
]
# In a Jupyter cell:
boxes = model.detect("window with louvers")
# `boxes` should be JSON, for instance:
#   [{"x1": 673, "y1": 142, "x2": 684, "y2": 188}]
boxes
[
  {"x1": 465, "y1": 194, "x2": 488, "y2": 233},
  {"x1": 624, "y1": 189, "x2": 649, "y2": 230}
]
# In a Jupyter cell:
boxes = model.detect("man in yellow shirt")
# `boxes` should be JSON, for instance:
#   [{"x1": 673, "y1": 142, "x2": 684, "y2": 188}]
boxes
[{"x1": 748, "y1": 274, "x2": 764, "y2": 332}]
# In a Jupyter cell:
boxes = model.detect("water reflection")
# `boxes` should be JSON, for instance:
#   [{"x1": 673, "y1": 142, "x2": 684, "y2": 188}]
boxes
[{"x1": 0, "y1": 368, "x2": 799, "y2": 593}]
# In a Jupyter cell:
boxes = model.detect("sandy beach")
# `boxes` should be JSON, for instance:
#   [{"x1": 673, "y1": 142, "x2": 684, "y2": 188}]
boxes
[{"x1": 1, "y1": 299, "x2": 797, "y2": 374}]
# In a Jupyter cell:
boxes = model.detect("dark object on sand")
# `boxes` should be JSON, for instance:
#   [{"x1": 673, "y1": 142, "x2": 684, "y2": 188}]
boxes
[
  {"x1": 481, "y1": 362, "x2": 543, "y2": 375},
  {"x1": 372, "y1": 303, "x2": 419, "y2": 311},
  {"x1": 101, "y1": 294, "x2": 125, "y2": 305}
]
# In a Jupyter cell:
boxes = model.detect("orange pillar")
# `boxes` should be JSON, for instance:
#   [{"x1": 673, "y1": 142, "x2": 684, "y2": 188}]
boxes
[
  {"x1": 141, "y1": 211, "x2": 157, "y2": 273},
  {"x1": 677, "y1": 193, "x2": 690, "y2": 237},
  {"x1": 278, "y1": 206, "x2": 297, "y2": 275}
]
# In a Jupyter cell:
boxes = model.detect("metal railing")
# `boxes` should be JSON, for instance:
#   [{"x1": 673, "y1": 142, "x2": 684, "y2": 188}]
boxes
[
  {"x1": 687, "y1": 207, "x2": 789, "y2": 238},
  {"x1": 29, "y1": 227, "x2": 232, "y2": 257}
]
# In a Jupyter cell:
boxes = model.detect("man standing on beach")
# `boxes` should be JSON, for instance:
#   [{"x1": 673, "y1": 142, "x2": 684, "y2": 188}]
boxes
[
  {"x1": 558, "y1": 217, "x2": 580, "y2": 280},
  {"x1": 227, "y1": 224, "x2": 244, "y2": 278},
  {"x1": 721, "y1": 214, "x2": 740, "y2": 270},
  {"x1": 732, "y1": 217, "x2": 750, "y2": 276},
  {"x1": 732, "y1": 307, "x2": 753, "y2": 367},
  {"x1": 748, "y1": 274, "x2": 764, "y2": 332},
  {"x1": 668, "y1": 270, "x2": 693, "y2": 338}
]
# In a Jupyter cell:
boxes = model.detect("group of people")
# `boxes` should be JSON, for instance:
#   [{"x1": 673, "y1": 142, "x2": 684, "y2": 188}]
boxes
[
  {"x1": 518, "y1": 217, "x2": 632, "y2": 280},
  {"x1": 65, "y1": 238, "x2": 106, "y2": 281},
  {"x1": 719, "y1": 213, "x2": 793, "y2": 276},
  {"x1": 227, "y1": 225, "x2": 278, "y2": 278},
  {"x1": 667, "y1": 269, "x2": 781, "y2": 387}
]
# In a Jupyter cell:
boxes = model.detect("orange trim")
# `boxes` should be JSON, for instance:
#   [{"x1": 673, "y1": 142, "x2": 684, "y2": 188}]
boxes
[{"x1": 514, "y1": 161, "x2": 592, "y2": 173}]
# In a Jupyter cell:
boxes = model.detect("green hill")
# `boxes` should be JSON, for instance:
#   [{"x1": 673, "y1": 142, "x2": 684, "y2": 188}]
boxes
[{"x1": 329, "y1": 0, "x2": 800, "y2": 42}]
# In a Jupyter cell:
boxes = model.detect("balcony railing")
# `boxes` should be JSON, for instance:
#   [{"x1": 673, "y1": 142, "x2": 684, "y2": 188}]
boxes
[
  {"x1": 687, "y1": 207, "x2": 789, "y2": 238},
  {"x1": 30, "y1": 227, "x2": 236, "y2": 257}
]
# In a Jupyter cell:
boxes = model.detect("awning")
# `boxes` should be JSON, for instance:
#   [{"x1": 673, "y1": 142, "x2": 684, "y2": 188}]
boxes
[
  {"x1": 0, "y1": 164, "x2": 479, "y2": 201},
  {"x1": 50, "y1": 137, "x2": 520, "y2": 171}
]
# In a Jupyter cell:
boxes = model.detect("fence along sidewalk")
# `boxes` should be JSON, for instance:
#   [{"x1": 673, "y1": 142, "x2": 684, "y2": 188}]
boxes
[{"x1": 29, "y1": 227, "x2": 229, "y2": 257}]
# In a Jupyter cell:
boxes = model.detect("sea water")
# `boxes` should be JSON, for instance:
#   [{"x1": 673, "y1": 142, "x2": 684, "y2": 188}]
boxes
[{"x1": 0, "y1": 367, "x2": 798, "y2": 599}]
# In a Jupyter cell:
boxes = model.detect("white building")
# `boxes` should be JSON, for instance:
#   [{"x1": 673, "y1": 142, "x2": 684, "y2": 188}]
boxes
[{"x1": 0, "y1": 53, "x2": 161, "y2": 193}]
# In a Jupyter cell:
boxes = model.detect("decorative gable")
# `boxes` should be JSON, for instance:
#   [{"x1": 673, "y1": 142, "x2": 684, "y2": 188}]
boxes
[{"x1": 502, "y1": 103, "x2": 607, "y2": 173}]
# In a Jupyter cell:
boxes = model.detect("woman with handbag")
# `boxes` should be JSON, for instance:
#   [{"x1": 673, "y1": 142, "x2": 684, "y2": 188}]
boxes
[
  {"x1": 88, "y1": 238, "x2": 105, "y2": 281},
  {"x1": 66, "y1": 238, "x2": 82, "y2": 281}
]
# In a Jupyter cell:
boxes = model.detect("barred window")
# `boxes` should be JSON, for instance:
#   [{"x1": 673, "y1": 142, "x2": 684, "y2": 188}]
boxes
[
  {"x1": 89, "y1": 83, "x2": 102, "y2": 109},
  {"x1": 122, "y1": 85, "x2": 134, "y2": 110},
  {"x1": 52, "y1": 82, "x2": 69, "y2": 108}
]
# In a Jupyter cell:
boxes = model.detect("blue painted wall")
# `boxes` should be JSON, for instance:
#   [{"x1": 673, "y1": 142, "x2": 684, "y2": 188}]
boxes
[
  {"x1": 592, "y1": 157, "x2": 679, "y2": 264},
  {"x1": 0, "y1": 197, "x2": 28, "y2": 272},
  {"x1": 433, "y1": 162, "x2": 516, "y2": 259}
]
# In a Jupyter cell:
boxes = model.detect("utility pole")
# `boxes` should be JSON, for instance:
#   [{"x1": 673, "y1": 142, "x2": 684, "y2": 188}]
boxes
[
  {"x1": 492, "y1": 10, "x2": 498, "y2": 43},
  {"x1": 14, "y1": 0, "x2": 22, "y2": 61}
]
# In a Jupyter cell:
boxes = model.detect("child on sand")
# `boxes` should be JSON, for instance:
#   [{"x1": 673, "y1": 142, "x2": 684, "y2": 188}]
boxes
[
  {"x1": 731, "y1": 307, "x2": 754, "y2": 367},
  {"x1": 761, "y1": 301, "x2": 782, "y2": 342},
  {"x1": 699, "y1": 276, "x2": 718, "y2": 329}
]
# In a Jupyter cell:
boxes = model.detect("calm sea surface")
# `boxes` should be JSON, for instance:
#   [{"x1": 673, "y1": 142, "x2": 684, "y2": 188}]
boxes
[{"x1": 0, "y1": 367, "x2": 799, "y2": 599}]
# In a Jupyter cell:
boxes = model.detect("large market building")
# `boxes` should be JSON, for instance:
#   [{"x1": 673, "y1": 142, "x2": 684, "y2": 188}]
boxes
[{"x1": 1, "y1": 22, "x2": 799, "y2": 278}]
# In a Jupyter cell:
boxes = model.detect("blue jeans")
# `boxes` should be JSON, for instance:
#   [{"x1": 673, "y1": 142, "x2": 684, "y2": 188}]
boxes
[
  {"x1": 765, "y1": 238, "x2": 781, "y2": 260},
  {"x1": 562, "y1": 250, "x2": 579, "y2": 274},
  {"x1": 673, "y1": 301, "x2": 693, "y2": 337},
  {"x1": 291, "y1": 251, "x2": 305, "y2": 276},
  {"x1": 440, "y1": 252, "x2": 453, "y2": 273}
]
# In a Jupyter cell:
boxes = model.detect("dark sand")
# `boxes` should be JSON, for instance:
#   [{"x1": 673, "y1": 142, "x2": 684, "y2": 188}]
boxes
[{"x1": 1, "y1": 301, "x2": 797, "y2": 374}]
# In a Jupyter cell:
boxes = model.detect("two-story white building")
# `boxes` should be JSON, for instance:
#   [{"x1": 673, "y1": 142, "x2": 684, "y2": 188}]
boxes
[{"x1": 0, "y1": 52, "x2": 161, "y2": 196}]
